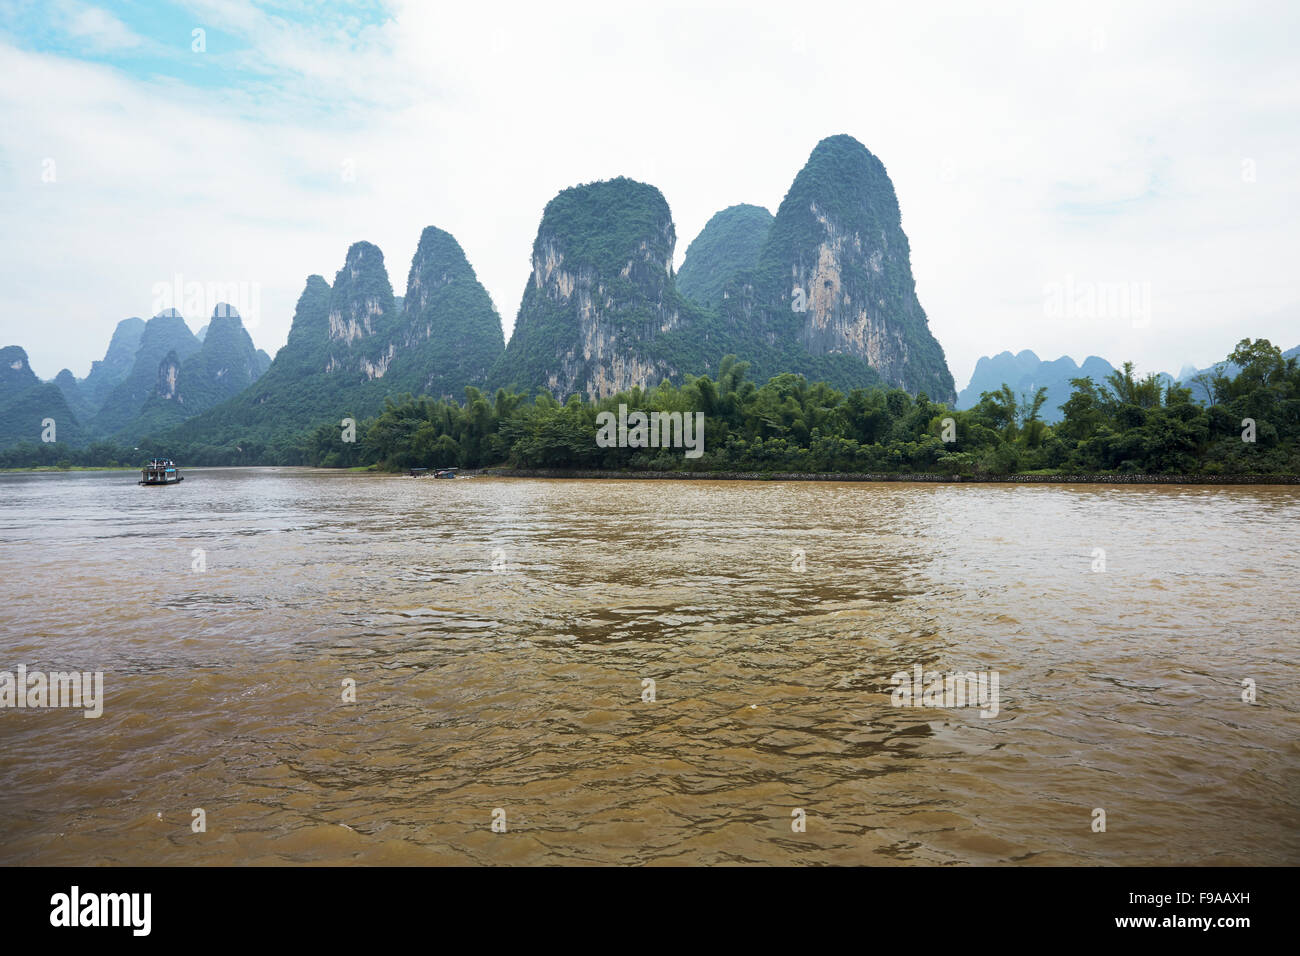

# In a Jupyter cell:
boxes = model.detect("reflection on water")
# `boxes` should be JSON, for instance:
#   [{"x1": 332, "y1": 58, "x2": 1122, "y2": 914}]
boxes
[{"x1": 0, "y1": 468, "x2": 1296, "y2": 865}]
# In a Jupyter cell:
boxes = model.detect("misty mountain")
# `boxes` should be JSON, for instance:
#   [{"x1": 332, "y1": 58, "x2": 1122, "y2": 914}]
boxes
[
  {"x1": 91, "y1": 310, "x2": 201, "y2": 437},
  {"x1": 957, "y1": 351, "x2": 1118, "y2": 423},
  {"x1": 0, "y1": 346, "x2": 86, "y2": 447},
  {"x1": 78, "y1": 316, "x2": 146, "y2": 414},
  {"x1": 125, "y1": 305, "x2": 272, "y2": 439},
  {"x1": 162, "y1": 228, "x2": 505, "y2": 451}
]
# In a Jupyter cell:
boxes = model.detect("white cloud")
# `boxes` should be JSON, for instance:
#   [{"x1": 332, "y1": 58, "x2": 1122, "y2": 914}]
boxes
[
  {"x1": 1, "y1": 0, "x2": 1297, "y2": 389},
  {"x1": 57, "y1": 0, "x2": 146, "y2": 52}
]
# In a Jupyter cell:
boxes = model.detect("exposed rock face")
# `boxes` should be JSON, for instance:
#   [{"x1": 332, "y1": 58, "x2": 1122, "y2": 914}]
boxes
[
  {"x1": 492, "y1": 177, "x2": 704, "y2": 400},
  {"x1": 150, "y1": 277, "x2": 333, "y2": 447},
  {"x1": 303, "y1": 235, "x2": 503, "y2": 395},
  {"x1": 324, "y1": 241, "x2": 397, "y2": 377},
  {"x1": 718, "y1": 134, "x2": 956, "y2": 401},
  {"x1": 92, "y1": 310, "x2": 200, "y2": 435},
  {"x1": 125, "y1": 304, "x2": 272, "y2": 437},
  {"x1": 0, "y1": 345, "x2": 39, "y2": 396},
  {"x1": 155, "y1": 350, "x2": 182, "y2": 401},
  {"x1": 496, "y1": 139, "x2": 955, "y2": 402},
  {"x1": 166, "y1": 226, "x2": 505, "y2": 447}
]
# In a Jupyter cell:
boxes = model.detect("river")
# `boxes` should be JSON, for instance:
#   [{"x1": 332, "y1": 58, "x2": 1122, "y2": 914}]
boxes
[{"x1": 0, "y1": 468, "x2": 1296, "y2": 865}]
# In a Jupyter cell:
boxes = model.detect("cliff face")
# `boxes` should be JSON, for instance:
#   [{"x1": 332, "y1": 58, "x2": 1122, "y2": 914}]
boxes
[
  {"x1": 92, "y1": 310, "x2": 200, "y2": 436},
  {"x1": 165, "y1": 272, "x2": 352, "y2": 449},
  {"x1": 324, "y1": 241, "x2": 399, "y2": 381},
  {"x1": 720, "y1": 135, "x2": 956, "y2": 401},
  {"x1": 126, "y1": 305, "x2": 270, "y2": 437},
  {"x1": 492, "y1": 177, "x2": 707, "y2": 400},
  {"x1": 165, "y1": 226, "x2": 505, "y2": 447},
  {"x1": 294, "y1": 236, "x2": 504, "y2": 396},
  {"x1": 496, "y1": 139, "x2": 955, "y2": 402},
  {"x1": 273, "y1": 231, "x2": 502, "y2": 399},
  {"x1": 155, "y1": 350, "x2": 182, "y2": 401}
]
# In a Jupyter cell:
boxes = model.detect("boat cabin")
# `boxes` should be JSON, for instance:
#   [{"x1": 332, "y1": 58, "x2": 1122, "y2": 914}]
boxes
[{"x1": 140, "y1": 458, "x2": 184, "y2": 485}]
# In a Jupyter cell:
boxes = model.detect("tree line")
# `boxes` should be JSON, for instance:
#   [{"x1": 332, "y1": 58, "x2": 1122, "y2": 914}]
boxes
[{"x1": 4, "y1": 339, "x2": 1296, "y2": 476}]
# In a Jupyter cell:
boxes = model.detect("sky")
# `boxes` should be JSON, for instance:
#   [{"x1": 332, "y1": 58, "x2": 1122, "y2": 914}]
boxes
[{"x1": 0, "y1": 0, "x2": 1297, "y2": 390}]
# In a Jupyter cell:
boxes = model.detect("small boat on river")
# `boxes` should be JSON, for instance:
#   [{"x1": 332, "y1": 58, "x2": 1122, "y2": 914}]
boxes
[{"x1": 139, "y1": 458, "x2": 184, "y2": 485}]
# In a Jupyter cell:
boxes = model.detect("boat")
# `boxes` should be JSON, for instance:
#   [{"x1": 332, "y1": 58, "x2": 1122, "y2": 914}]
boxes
[
  {"x1": 410, "y1": 467, "x2": 459, "y2": 479},
  {"x1": 139, "y1": 458, "x2": 184, "y2": 485}
]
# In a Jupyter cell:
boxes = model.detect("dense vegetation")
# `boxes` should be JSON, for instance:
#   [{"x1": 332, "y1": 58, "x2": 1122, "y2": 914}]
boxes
[
  {"x1": 489, "y1": 177, "x2": 717, "y2": 398},
  {"x1": 127, "y1": 310, "x2": 271, "y2": 439},
  {"x1": 713, "y1": 135, "x2": 957, "y2": 401},
  {"x1": 676, "y1": 203, "x2": 773, "y2": 309},
  {"x1": 90, "y1": 311, "x2": 200, "y2": 436},
  {"x1": 3, "y1": 136, "x2": 958, "y2": 452},
  {"x1": 403, "y1": 226, "x2": 505, "y2": 400},
  {"x1": 0, "y1": 382, "x2": 86, "y2": 448},
  {"x1": 78, "y1": 316, "x2": 145, "y2": 410},
  {"x1": 159, "y1": 234, "x2": 505, "y2": 453},
  {"x1": 5, "y1": 339, "x2": 1295, "y2": 476},
  {"x1": 337, "y1": 340, "x2": 1300, "y2": 475}
]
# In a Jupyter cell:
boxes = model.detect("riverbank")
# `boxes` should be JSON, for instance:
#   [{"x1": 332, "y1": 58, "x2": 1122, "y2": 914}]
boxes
[
  {"x1": 0, "y1": 465, "x2": 138, "y2": 473},
  {"x1": 475, "y1": 468, "x2": 1300, "y2": 484}
]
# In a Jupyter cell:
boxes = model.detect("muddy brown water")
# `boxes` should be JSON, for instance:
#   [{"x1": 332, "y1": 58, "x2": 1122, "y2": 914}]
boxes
[{"x1": 0, "y1": 468, "x2": 1296, "y2": 865}]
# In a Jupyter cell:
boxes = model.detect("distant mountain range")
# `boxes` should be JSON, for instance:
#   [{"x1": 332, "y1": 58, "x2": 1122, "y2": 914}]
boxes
[
  {"x1": 956, "y1": 346, "x2": 1300, "y2": 423},
  {"x1": 163, "y1": 227, "x2": 506, "y2": 452},
  {"x1": 0, "y1": 345, "x2": 87, "y2": 447},
  {"x1": 1, "y1": 132, "x2": 1292, "y2": 456}
]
